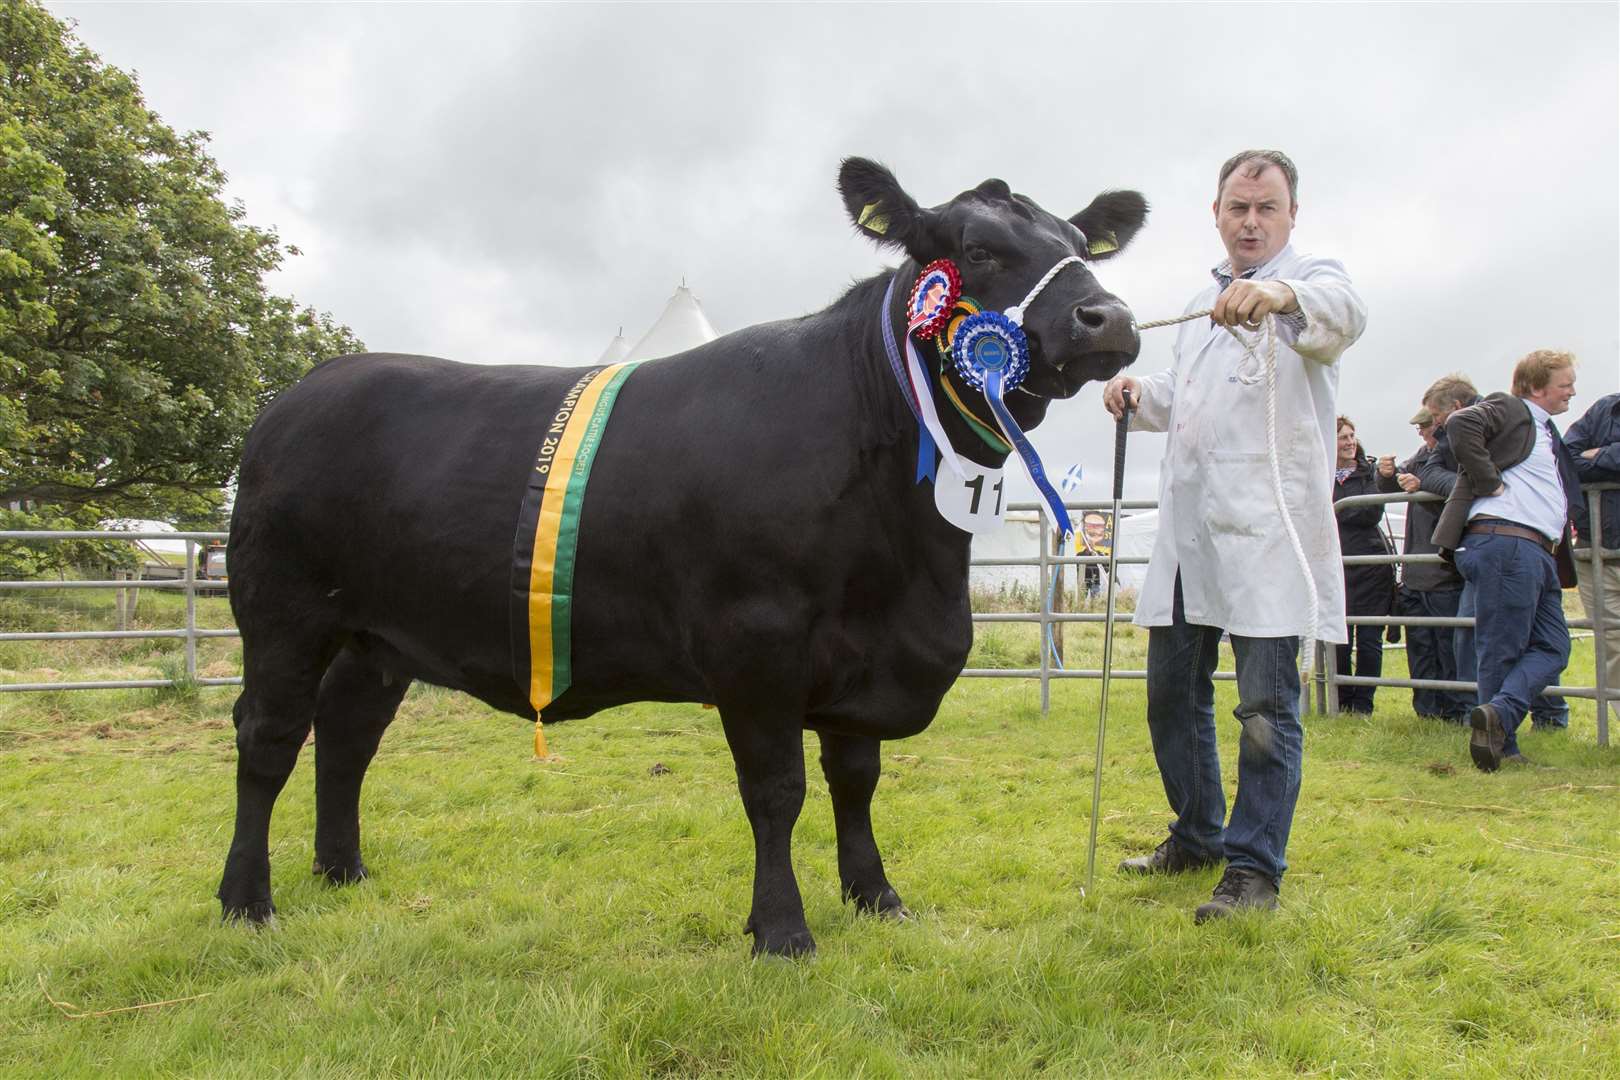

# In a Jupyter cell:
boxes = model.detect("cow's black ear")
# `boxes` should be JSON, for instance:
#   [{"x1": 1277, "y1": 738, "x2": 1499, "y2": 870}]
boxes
[
  {"x1": 838, "y1": 157, "x2": 932, "y2": 254},
  {"x1": 1070, "y1": 191, "x2": 1149, "y2": 260}
]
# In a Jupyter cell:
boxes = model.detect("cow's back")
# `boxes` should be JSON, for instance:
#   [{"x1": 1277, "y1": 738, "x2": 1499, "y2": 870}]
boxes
[{"x1": 230, "y1": 353, "x2": 580, "y2": 709}]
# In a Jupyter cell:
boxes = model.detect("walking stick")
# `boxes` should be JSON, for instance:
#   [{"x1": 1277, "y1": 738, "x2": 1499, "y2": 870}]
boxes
[{"x1": 1083, "y1": 387, "x2": 1132, "y2": 897}]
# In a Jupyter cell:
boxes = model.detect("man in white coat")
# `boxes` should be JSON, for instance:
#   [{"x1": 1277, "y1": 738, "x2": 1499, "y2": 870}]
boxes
[{"x1": 1102, "y1": 150, "x2": 1366, "y2": 921}]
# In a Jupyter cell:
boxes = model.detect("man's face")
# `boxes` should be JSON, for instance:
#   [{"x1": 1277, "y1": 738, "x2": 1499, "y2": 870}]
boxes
[
  {"x1": 1417, "y1": 421, "x2": 1436, "y2": 449},
  {"x1": 1427, "y1": 400, "x2": 1456, "y2": 427},
  {"x1": 1527, "y1": 366, "x2": 1577, "y2": 416},
  {"x1": 1083, "y1": 516, "x2": 1107, "y2": 542},
  {"x1": 1214, "y1": 164, "x2": 1296, "y2": 273}
]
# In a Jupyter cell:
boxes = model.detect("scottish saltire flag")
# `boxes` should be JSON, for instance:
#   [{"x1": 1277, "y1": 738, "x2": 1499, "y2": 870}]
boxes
[{"x1": 1059, "y1": 463, "x2": 1083, "y2": 493}]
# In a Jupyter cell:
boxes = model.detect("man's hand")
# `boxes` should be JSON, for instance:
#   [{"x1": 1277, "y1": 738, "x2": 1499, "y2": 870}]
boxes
[
  {"x1": 1377, "y1": 455, "x2": 1397, "y2": 478},
  {"x1": 1102, "y1": 376, "x2": 1138, "y2": 420},
  {"x1": 1212, "y1": 279, "x2": 1299, "y2": 328},
  {"x1": 1583, "y1": 447, "x2": 1601, "y2": 460},
  {"x1": 1396, "y1": 472, "x2": 1420, "y2": 493}
]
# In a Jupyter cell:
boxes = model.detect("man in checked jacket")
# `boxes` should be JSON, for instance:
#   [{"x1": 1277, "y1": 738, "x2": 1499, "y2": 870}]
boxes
[{"x1": 1432, "y1": 351, "x2": 1583, "y2": 771}]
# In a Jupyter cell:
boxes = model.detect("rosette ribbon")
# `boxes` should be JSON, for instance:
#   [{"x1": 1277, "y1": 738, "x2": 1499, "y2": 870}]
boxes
[
  {"x1": 951, "y1": 309, "x2": 1073, "y2": 538},
  {"x1": 881, "y1": 262, "x2": 970, "y2": 483}
]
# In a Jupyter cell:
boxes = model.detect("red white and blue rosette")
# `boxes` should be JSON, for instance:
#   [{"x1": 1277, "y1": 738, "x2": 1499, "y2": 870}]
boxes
[{"x1": 906, "y1": 259, "x2": 961, "y2": 338}]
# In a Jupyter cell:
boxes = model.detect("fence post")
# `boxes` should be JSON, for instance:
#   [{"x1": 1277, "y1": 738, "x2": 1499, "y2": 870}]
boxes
[
  {"x1": 1324, "y1": 639, "x2": 1341, "y2": 715},
  {"x1": 1038, "y1": 509, "x2": 1051, "y2": 717},
  {"x1": 184, "y1": 539, "x2": 198, "y2": 684},
  {"x1": 114, "y1": 569, "x2": 128, "y2": 631},
  {"x1": 1589, "y1": 487, "x2": 1610, "y2": 747}
]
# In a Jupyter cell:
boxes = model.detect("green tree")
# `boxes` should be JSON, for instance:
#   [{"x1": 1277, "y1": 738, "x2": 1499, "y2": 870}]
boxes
[{"x1": 0, "y1": 1, "x2": 362, "y2": 545}]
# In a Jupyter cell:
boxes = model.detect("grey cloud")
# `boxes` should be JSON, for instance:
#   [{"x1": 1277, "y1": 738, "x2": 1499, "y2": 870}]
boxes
[{"x1": 45, "y1": 0, "x2": 1620, "y2": 499}]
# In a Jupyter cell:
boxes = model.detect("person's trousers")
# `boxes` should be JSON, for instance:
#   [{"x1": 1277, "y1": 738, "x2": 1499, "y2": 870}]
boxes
[
  {"x1": 1575, "y1": 552, "x2": 1620, "y2": 704},
  {"x1": 1334, "y1": 623, "x2": 1383, "y2": 713},
  {"x1": 1457, "y1": 580, "x2": 1568, "y2": 733},
  {"x1": 1454, "y1": 533, "x2": 1571, "y2": 757},
  {"x1": 1145, "y1": 575, "x2": 1303, "y2": 884},
  {"x1": 1401, "y1": 586, "x2": 1472, "y2": 721}
]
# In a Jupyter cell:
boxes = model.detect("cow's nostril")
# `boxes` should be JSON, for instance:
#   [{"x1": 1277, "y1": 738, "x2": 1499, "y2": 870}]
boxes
[{"x1": 1075, "y1": 305, "x2": 1108, "y2": 330}]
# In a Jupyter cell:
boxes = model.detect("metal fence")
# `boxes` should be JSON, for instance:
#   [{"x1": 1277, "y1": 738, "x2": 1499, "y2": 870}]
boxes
[
  {"x1": 3, "y1": 485, "x2": 1616, "y2": 746},
  {"x1": 969, "y1": 484, "x2": 1616, "y2": 746},
  {"x1": 0, "y1": 530, "x2": 238, "y2": 692}
]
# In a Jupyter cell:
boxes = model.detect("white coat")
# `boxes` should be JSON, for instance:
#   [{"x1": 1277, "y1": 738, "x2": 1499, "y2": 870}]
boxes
[{"x1": 1131, "y1": 244, "x2": 1367, "y2": 643}]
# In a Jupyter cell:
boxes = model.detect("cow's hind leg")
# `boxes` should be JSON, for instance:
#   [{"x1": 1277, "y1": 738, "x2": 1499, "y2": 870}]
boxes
[
  {"x1": 719, "y1": 711, "x2": 814, "y2": 958},
  {"x1": 311, "y1": 646, "x2": 410, "y2": 885},
  {"x1": 218, "y1": 630, "x2": 336, "y2": 923},
  {"x1": 817, "y1": 731, "x2": 909, "y2": 919}
]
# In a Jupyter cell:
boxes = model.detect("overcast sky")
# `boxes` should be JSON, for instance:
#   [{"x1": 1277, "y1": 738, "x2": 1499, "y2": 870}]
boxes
[{"x1": 47, "y1": 1, "x2": 1620, "y2": 501}]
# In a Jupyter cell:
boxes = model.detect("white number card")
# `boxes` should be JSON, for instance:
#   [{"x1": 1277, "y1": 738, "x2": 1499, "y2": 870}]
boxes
[{"x1": 934, "y1": 458, "x2": 1008, "y2": 534}]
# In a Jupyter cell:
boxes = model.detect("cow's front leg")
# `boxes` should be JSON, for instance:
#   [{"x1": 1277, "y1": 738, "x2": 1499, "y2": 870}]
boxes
[
  {"x1": 817, "y1": 731, "x2": 909, "y2": 919},
  {"x1": 719, "y1": 711, "x2": 813, "y2": 957}
]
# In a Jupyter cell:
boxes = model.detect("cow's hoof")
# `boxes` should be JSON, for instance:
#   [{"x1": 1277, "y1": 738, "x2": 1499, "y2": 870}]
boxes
[
  {"x1": 744, "y1": 918, "x2": 817, "y2": 959},
  {"x1": 851, "y1": 885, "x2": 911, "y2": 921},
  {"x1": 750, "y1": 930, "x2": 817, "y2": 959},
  {"x1": 220, "y1": 898, "x2": 277, "y2": 926},
  {"x1": 312, "y1": 856, "x2": 369, "y2": 885}
]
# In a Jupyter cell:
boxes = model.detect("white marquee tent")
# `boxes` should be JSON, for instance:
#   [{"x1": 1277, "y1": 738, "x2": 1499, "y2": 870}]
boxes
[
  {"x1": 621, "y1": 284, "x2": 719, "y2": 361},
  {"x1": 595, "y1": 328, "x2": 631, "y2": 366}
]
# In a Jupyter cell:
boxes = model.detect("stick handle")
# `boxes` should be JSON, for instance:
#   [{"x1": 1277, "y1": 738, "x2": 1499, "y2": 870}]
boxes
[{"x1": 1112, "y1": 388, "x2": 1133, "y2": 500}]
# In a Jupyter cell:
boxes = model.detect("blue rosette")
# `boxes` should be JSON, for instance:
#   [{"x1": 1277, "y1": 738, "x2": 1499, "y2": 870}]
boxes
[
  {"x1": 952, "y1": 311, "x2": 1071, "y2": 537},
  {"x1": 950, "y1": 310, "x2": 1030, "y2": 393}
]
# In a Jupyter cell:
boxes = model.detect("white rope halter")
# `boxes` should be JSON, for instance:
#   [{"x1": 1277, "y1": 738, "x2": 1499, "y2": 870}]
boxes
[{"x1": 1004, "y1": 255, "x2": 1083, "y2": 327}]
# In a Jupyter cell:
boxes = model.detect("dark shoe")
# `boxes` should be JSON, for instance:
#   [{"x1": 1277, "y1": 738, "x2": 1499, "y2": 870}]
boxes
[
  {"x1": 1118, "y1": 836, "x2": 1221, "y2": 876},
  {"x1": 1502, "y1": 753, "x2": 1544, "y2": 768},
  {"x1": 1469, "y1": 704, "x2": 1505, "y2": 772},
  {"x1": 1195, "y1": 866, "x2": 1279, "y2": 923}
]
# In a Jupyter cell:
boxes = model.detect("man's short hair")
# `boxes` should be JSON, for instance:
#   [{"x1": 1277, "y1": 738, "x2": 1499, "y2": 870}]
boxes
[
  {"x1": 1421, "y1": 373, "x2": 1478, "y2": 412},
  {"x1": 1217, "y1": 150, "x2": 1299, "y2": 208},
  {"x1": 1511, "y1": 349, "x2": 1576, "y2": 396}
]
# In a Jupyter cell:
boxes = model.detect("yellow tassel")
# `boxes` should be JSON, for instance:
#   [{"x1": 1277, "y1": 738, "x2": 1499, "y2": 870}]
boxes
[{"x1": 533, "y1": 718, "x2": 548, "y2": 759}]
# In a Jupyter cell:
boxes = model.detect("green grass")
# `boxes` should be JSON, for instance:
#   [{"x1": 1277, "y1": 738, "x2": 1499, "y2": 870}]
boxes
[{"x1": 2, "y1": 592, "x2": 1618, "y2": 1077}]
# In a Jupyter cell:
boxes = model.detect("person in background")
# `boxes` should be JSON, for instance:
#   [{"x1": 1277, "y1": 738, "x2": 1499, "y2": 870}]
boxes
[
  {"x1": 1422, "y1": 374, "x2": 1570, "y2": 731},
  {"x1": 1564, "y1": 391, "x2": 1620, "y2": 709},
  {"x1": 1080, "y1": 510, "x2": 1110, "y2": 601},
  {"x1": 1103, "y1": 149, "x2": 1366, "y2": 921},
  {"x1": 1431, "y1": 351, "x2": 1581, "y2": 771},
  {"x1": 1332, "y1": 416, "x2": 1394, "y2": 713},
  {"x1": 1379, "y1": 408, "x2": 1472, "y2": 722}
]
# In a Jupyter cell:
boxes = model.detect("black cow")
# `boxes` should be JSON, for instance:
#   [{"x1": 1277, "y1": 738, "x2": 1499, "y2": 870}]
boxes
[{"x1": 219, "y1": 159, "x2": 1146, "y2": 956}]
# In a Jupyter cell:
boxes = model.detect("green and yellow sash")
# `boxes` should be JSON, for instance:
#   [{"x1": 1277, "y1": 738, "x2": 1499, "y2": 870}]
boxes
[{"x1": 510, "y1": 361, "x2": 642, "y2": 748}]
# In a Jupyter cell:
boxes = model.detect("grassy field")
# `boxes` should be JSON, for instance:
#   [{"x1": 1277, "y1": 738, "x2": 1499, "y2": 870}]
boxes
[{"x1": 2, "y1": 588, "x2": 1618, "y2": 1077}]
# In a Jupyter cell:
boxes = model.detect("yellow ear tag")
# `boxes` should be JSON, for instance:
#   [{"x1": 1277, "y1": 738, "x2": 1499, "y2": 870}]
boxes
[
  {"x1": 1087, "y1": 232, "x2": 1119, "y2": 257},
  {"x1": 858, "y1": 202, "x2": 890, "y2": 235}
]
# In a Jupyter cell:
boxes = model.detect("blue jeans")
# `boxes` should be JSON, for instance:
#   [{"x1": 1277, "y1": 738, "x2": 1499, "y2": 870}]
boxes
[
  {"x1": 1145, "y1": 575, "x2": 1303, "y2": 884},
  {"x1": 1457, "y1": 576, "x2": 1569, "y2": 741},
  {"x1": 1454, "y1": 533, "x2": 1571, "y2": 757},
  {"x1": 1401, "y1": 587, "x2": 1472, "y2": 721}
]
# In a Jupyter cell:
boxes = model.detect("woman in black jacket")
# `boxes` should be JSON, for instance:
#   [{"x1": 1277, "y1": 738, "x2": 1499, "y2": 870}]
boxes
[{"x1": 1333, "y1": 416, "x2": 1396, "y2": 713}]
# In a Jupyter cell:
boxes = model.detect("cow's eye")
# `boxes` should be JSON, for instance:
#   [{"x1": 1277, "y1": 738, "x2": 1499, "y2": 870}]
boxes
[{"x1": 965, "y1": 246, "x2": 993, "y2": 265}]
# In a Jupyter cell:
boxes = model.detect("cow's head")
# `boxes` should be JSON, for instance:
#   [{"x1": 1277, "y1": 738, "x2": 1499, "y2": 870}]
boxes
[{"x1": 838, "y1": 158, "x2": 1145, "y2": 403}]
